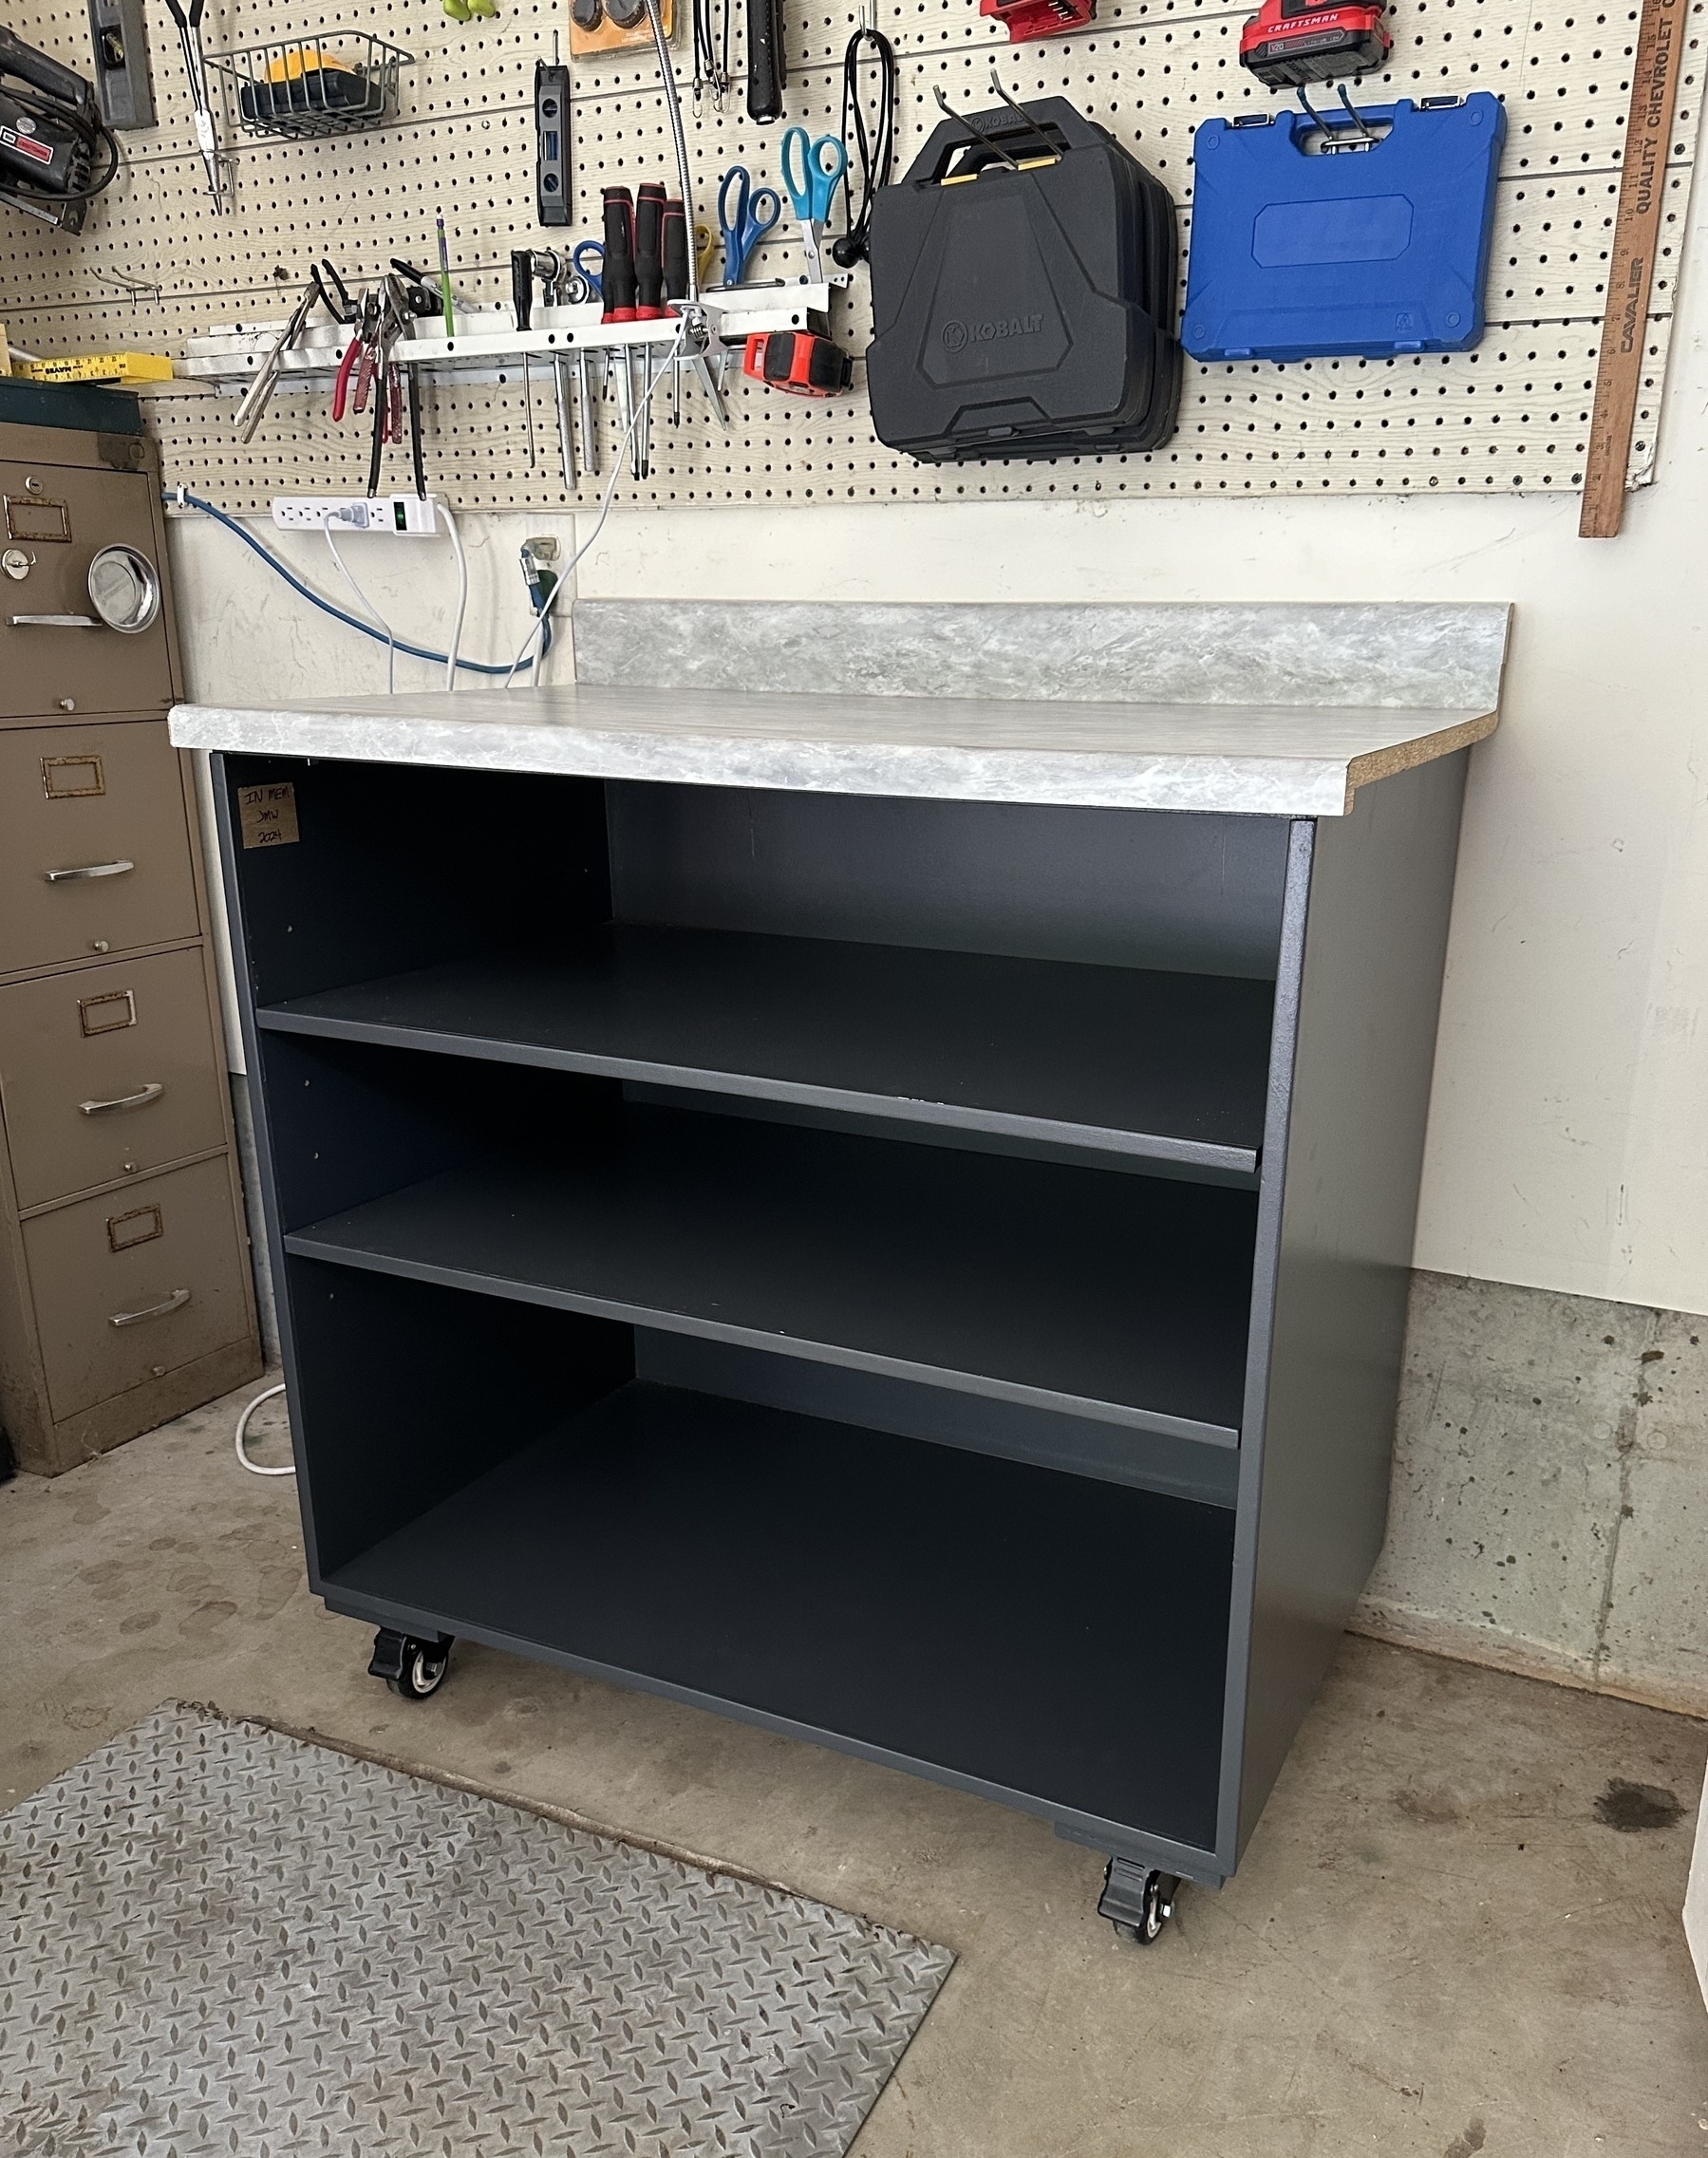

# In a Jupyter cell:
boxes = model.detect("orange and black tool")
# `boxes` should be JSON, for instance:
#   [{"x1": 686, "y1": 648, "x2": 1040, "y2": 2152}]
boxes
[{"x1": 742, "y1": 329, "x2": 853, "y2": 397}]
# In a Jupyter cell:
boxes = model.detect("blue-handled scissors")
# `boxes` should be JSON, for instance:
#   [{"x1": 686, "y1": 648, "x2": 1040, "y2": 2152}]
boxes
[
  {"x1": 718, "y1": 164, "x2": 782, "y2": 287},
  {"x1": 572, "y1": 238, "x2": 606, "y2": 301},
  {"x1": 780, "y1": 127, "x2": 848, "y2": 283}
]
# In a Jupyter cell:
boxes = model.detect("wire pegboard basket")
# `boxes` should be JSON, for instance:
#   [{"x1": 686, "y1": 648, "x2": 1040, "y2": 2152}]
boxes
[{"x1": 207, "y1": 30, "x2": 413, "y2": 141}]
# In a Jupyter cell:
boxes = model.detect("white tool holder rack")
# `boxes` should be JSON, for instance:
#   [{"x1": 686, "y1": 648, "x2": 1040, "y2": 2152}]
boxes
[
  {"x1": 0, "y1": 0, "x2": 1701, "y2": 512},
  {"x1": 178, "y1": 284, "x2": 837, "y2": 386}
]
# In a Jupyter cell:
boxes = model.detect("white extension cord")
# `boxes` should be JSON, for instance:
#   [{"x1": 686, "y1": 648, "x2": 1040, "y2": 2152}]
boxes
[
  {"x1": 321, "y1": 493, "x2": 468, "y2": 694},
  {"x1": 235, "y1": 1381, "x2": 292, "y2": 1476}
]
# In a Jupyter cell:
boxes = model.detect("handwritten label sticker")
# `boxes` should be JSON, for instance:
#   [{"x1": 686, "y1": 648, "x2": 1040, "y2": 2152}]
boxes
[{"x1": 238, "y1": 780, "x2": 300, "y2": 850}]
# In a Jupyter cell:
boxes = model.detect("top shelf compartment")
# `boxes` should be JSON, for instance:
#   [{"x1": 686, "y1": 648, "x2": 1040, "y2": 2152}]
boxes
[{"x1": 259, "y1": 926, "x2": 1276, "y2": 1172}]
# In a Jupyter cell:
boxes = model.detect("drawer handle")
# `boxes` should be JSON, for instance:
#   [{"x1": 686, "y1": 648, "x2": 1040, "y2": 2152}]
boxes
[
  {"x1": 109, "y1": 1286, "x2": 191, "y2": 1328},
  {"x1": 81, "y1": 1081, "x2": 165, "y2": 1116},
  {"x1": 7, "y1": 613, "x2": 101, "y2": 628},
  {"x1": 45, "y1": 859, "x2": 135, "y2": 883}
]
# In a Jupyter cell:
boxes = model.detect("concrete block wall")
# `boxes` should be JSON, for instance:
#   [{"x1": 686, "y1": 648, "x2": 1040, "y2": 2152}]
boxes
[{"x1": 1360, "y1": 1273, "x2": 1708, "y2": 1718}]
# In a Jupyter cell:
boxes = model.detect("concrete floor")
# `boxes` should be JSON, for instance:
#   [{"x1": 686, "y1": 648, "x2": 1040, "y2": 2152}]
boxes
[{"x1": 5, "y1": 1383, "x2": 1708, "y2": 2157}]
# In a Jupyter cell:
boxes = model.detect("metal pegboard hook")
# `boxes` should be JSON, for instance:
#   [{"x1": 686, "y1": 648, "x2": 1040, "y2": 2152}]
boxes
[
  {"x1": 986, "y1": 63, "x2": 1060, "y2": 162},
  {"x1": 932, "y1": 84, "x2": 1020, "y2": 171},
  {"x1": 1335, "y1": 81, "x2": 1378, "y2": 140},
  {"x1": 92, "y1": 266, "x2": 164, "y2": 307}
]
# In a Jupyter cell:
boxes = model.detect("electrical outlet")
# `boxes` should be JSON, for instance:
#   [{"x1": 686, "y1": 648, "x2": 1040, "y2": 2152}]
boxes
[{"x1": 272, "y1": 497, "x2": 440, "y2": 535}]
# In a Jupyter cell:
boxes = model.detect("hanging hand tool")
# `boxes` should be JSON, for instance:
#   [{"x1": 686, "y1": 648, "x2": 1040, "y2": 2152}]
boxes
[
  {"x1": 572, "y1": 237, "x2": 606, "y2": 299},
  {"x1": 388, "y1": 260, "x2": 443, "y2": 317},
  {"x1": 780, "y1": 125, "x2": 847, "y2": 283},
  {"x1": 435, "y1": 213, "x2": 456, "y2": 336},
  {"x1": 370, "y1": 276, "x2": 412, "y2": 497},
  {"x1": 510, "y1": 247, "x2": 541, "y2": 466},
  {"x1": 633, "y1": 182, "x2": 666, "y2": 478},
  {"x1": 535, "y1": 46, "x2": 571, "y2": 223},
  {"x1": 329, "y1": 291, "x2": 372, "y2": 423},
  {"x1": 602, "y1": 185, "x2": 642, "y2": 475},
  {"x1": 515, "y1": 247, "x2": 579, "y2": 490},
  {"x1": 663, "y1": 196, "x2": 688, "y2": 424},
  {"x1": 160, "y1": 0, "x2": 223, "y2": 210},
  {"x1": 312, "y1": 257, "x2": 355, "y2": 326},
  {"x1": 717, "y1": 163, "x2": 781, "y2": 284},
  {"x1": 555, "y1": 247, "x2": 603, "y2": 476},
  {"x1": 234, "y1": 270, "x2": 321, "y2": 442},
  {"x1": 745, "y1": 0, "x2": 783, "y2": 122},
  {"x1": 381, "y1": 263, "x2": 435, "y2": 497},
  {"x1": 562, "y1": 243, "x2": 605, "y2": 476},
  {"x1": 742, "y1": 328, "x2": 852, "y2": 395}
]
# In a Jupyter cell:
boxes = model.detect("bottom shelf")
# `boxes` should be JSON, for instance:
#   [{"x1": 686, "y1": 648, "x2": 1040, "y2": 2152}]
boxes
[{"x1": 328, "y1": 1379, "x2": 1233, "y2": 1850}]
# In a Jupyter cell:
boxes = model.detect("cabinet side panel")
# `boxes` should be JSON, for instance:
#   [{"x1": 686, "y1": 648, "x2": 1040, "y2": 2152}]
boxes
[{"x1": 1231, "y1": 751, "x2": 1470, "y2": 1862}]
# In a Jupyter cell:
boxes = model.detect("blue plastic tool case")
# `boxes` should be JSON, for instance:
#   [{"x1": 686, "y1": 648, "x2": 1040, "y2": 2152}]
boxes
[{"x1": 1182, "y1": 93, "x2": 1505, "y2": 363}]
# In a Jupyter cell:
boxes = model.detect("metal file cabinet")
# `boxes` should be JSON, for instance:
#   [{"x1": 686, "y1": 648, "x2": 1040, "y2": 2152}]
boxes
[{"x1": 0, "y1": 415, "x2": 261, "y2": 1476}]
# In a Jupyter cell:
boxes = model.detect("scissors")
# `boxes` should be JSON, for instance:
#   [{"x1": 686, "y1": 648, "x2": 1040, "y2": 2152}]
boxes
[
  {"x1": 572, "y1": 238, "x2": 606, "y2": 301},
  {"x1": 718, "y1": 164, "x2": 782, "y2": 287},
  {"x1": 780, "y1": 127, "x2": 848, "y2": 284}
]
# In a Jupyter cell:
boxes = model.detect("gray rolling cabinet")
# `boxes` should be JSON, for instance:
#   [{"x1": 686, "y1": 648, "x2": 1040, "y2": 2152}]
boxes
[{"x1": 178, "y1": 599, "x2": 1508, "y2": 1938}]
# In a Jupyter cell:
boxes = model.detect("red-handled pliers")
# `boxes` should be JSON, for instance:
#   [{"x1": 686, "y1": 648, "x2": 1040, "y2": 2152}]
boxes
[{"x1": 331, "y1": 330, "x2": 363, "y2": 422}]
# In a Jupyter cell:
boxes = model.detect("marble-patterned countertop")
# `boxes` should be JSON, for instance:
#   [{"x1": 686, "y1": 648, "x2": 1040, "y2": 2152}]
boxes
[{"x1": 171, "y1": 684, "x2": 1498, "y2": 817}]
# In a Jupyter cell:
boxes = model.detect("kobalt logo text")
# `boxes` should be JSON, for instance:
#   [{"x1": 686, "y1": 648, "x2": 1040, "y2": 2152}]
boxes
[{"x1": 941, "y1": 313, "x2": 1044, "y2": 352}]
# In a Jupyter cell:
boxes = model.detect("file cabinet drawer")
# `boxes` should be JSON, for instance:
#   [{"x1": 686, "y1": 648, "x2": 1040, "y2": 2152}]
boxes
[
  {"x1": 23, "y1": 1155, "x2": 251, "y2": 1421},
  {"x1": 0, "y1": 721, "x2": 199, "y2": 976},
  {"x1": 0, "y1": 948, "x2": 229, "y2": 1210},
  {"x1": 0, "y1": 459, "x2": 172, "y2": 718}
]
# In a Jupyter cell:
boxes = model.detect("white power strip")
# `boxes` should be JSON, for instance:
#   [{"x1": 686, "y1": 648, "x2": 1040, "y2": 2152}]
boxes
[{"x1": 272, "y1": 496, "x2": 440, "y2": 535}]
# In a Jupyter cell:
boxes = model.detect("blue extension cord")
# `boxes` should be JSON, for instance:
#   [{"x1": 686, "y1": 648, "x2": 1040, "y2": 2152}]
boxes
[{"x1": 168, "y1": 490, "x2": 551, "y2": 679}]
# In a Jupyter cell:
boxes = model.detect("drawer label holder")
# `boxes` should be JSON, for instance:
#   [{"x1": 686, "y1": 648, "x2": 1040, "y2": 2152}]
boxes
[
  {"x1": 106, "y1": 1202, "x2": 163, "y2": 1250},
  {"x1": 79, "y1": 988, "x2": 138, "y2": 1036},
  {"x1": 42, "y1": 755, "x2": 106, "y2": 798}
]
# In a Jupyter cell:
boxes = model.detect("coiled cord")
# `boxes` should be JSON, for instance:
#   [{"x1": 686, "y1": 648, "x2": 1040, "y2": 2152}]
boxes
[{"x1": 832, "y1": 22, "x2": 896, "y2": 270}]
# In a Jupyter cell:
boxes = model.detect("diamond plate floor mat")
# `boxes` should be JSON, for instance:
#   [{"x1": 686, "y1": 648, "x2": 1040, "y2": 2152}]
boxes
[{"x1": 2, "y1": 1703, "x2": 954, "y2": 2157}]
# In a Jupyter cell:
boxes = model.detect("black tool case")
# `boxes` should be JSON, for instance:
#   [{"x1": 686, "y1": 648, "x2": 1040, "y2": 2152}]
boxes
[{"x1": 865, "y1": 98, "x2": 1181, "y2": 464}]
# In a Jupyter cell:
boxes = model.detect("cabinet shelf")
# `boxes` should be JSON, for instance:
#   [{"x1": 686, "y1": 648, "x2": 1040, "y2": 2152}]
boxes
[
  {"x1": 258, "y1": 926, "x2": 1274, "y2": 1172},
  {"x1": 328, "y1": 1379, "x2": 1235, "y2": 1850},
  {"x1": 284, "y1": 1102, "x2": 1257, "y2": 1441}
]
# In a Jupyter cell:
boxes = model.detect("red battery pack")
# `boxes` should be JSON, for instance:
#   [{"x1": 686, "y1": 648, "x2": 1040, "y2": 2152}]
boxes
[
  {"x1": 1238, "y1": 0, "x2": 1391, "y2": 86},
  {"x1": 977, "y1": 0, "x2": 1095, "y2": 44},
  {"x1": 742, "y1": 330, "x2": 853, "y2": 398}
]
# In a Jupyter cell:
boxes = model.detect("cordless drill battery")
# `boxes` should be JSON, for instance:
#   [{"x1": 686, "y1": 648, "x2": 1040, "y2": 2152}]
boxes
[{"x1": 1238, "y1": 0, "x2": 1391, "y2": 86}]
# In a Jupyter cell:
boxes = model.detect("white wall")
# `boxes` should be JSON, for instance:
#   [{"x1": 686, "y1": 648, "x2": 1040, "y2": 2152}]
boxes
[{"x1": 168, "y1": 160, "x2": 1708, "y2": 1321}]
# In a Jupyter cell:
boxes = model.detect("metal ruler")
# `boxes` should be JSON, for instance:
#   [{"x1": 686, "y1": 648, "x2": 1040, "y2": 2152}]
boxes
[{"x1": 1579, "y1": 0, "x2": 1688, "y2": 537}]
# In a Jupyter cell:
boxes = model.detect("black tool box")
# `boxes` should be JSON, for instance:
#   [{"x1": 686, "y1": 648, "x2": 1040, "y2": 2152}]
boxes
[{"x1": 865, "y1": 97, "x2": 1180, "y2": 464}]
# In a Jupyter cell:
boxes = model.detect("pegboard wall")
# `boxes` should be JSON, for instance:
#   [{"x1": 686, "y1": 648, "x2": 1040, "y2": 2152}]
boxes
[{"x1": 0, "y1": 0, "x2": 1700, "y2": 511}]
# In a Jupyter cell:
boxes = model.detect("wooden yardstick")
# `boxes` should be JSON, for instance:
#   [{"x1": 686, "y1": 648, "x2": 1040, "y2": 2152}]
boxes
[{"x1": 1579, "y1": 0, "x2": 1688, "y2": 536}]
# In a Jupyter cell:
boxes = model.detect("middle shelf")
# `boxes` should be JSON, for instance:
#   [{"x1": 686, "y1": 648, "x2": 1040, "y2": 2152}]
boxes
[
  {"x1": 283, "y1": 1100, "x2": 1259, "y2": 1441},
  {"x1": 257, "y1": 924, "x2": 1277, "y2": 1172}
]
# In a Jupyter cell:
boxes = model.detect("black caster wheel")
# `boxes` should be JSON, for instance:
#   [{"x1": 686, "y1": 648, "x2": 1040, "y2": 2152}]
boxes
[
  {"x1": 1098, "y1": 1857, "x2": 1180, "y2": 1945},
  {"x1": 367, "y1": 1627, "x2": 453, "y2": 1700}
]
